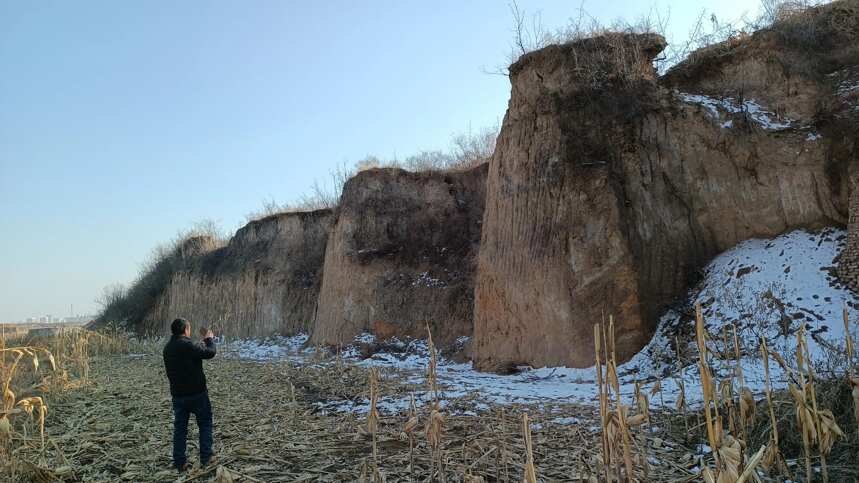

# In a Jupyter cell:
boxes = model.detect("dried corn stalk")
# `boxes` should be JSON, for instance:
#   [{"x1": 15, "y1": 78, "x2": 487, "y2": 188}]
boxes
[
  {"x1": 798, "y1": 326, "x2": 842, "y2": 481},
  {"x1": 0, "y1": 416, "x2": 10, "y2": 440},
  {"x1": 425, "y1": 403, "x2": 444, "y2": 450},
  {"x1": 650, "y1": 379, "x2": 661, "y2": 395},
  {"x1": 15, "y1": 396, "x2": 47, "y2": 445},
  {"x1": 609, "y1": 317, "x2": 635, "y2": 482},
  {"x1": 756, "y1": 353, "x2": 782, "y2": 475},
  {"x1": 404, "y1": 394, "x2": 418, "y2": 476},
  {"x1": 789, "y1": 383, "x2": 817, "y2": 461},
  {"x1": 793, "y1": 328, "x2": 817, "y2": 482},
  {"x1": 850, "y1": 377, "x2": 859, "y2": 426},
  {"x1": 367, "y1": 368, "x2": 380, "y2": 434},
  {"x1": 593, "y1": 323, "x2": 611, "y2": 483},
  {"x1": 736, "y1": 444, "x2": 767, "y2": 483},
  {"x1": 522, "y1": 413, "x2": 537, "y2": 483},
  {"x1": 403, "y1": 395, "x2": 419, "y2": 435},
  {"x1": 696, "y1": 304, "x2": 748, "y2": 482},
  {"x1": 1, "y1": 346, "x2": 55, "y2": 450},
  {"x1": 844, "y1": 307, "x2": 854, "y2": 376},
  {"x1": 426, "y1": 325, "x2": 438, "y2": 401},
  {"x1": 845, "y1": 307, "x2": 857, "y2": 426},
  {"x1": 739, "y1": 387, "x2": 755, "y2": 429},
  {"x1": 732, "y1": 324, "x2": 755, "y2": 440},
  {"x1": 634, "y1": 381, "x2": 650, "y2": 424},
  {"x1": 675, "y1": 335, "x2": 690, "y2": 437},
  {"x1": 715, "y1": 435, "x2": 742, "y2": 483},
  {"x1": 696, "y1": 305, "x2": 720, "y2": 468},
  {"x1": 816, "y1": 409, "x2": 844, "y2": 455},
  {"x1": 675, "y1": 381, "x2": 686, "y2": 412},
  {"x1": 367, "y1": 368, "x2": 381, "y2": 475}
]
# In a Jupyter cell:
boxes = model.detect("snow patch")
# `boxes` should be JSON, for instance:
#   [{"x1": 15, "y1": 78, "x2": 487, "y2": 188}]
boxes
[
  {"x1": 678, "y1": 92, "x2": 794, "y2": 130},
  {"x1": 837, "y1": 80, "x2": 859, "y2": 97},
  {"x1": 412, "y1": 271, "x2": 446, "y2": 288},
  {"x1": 223, "y1": 229, "x2": 858, "y2": 415}
]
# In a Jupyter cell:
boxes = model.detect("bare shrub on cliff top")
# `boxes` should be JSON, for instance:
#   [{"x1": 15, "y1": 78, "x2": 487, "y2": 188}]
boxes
[
  {"x1": 244, "y1": 162, "x2": 354, "y2": 221},
  {"x1": 667, "y1": 0, "x2": 859, "y2": 80},
  {"x1": 393, "y1": 125, "x2": 496, "y2": 172},
  {"x1": 94, "y1": 220, "x2": 226, "y2": 329},
  {"x1": 496, "y1": 0, "x2": 671, "y2": 73},
  {"x1": 349, "y1": 125, "x2": 496, "y2": 174},
  {"x1": 502, "y1": 0, "x2": 849, "y2": 77},
  {"x1": 245, "y1": 126, "x2": 497, "y2": 220},
  {"x1": 762, "y1": 0, "x2": 858, "y2": 50}
]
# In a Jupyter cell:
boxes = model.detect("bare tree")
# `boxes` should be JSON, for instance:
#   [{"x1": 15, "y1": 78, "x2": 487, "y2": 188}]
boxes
[{"x1": 96, "y1": 283, "x2": 126, "y2": 309}]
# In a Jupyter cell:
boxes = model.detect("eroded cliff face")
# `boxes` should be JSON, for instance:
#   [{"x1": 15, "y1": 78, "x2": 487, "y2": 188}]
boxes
[
  {"x1": 142, "y1": 210, "x2": 333, "y2": 338},
  {"x1": 474, "y1": 13, "x2": 857, "y2": 370},
  {"x1": 310, "y1": 165, "x2": 487, "y2": 347},
  {"x1": 107, "y1": 3, "x2": 857, "y2": 370}
]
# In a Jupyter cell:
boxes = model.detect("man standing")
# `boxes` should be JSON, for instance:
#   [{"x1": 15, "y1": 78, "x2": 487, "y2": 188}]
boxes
[{"x1": 163, "y1": 318, "x2": 216, "y2": 471}]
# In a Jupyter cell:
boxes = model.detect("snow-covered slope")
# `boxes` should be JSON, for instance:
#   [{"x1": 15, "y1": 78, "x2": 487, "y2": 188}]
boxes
[
  {"x1": 222, "y1": 229, "x2": 858, "y2": 414},
  {"x1": 625, "y1": 227, "x2": 858, "y2": 406}
]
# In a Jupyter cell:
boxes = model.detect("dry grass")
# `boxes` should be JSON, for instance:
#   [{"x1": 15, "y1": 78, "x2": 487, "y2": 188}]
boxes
[
  {"x1": 0, "y1": 346, "x2": 743, "y2": 482},
  {"x1": 0, "y1": 328, "x2": 129, "y2": 481},
  {"x1": 6, "y1": 299, "x2": 859, "y2": 482}
]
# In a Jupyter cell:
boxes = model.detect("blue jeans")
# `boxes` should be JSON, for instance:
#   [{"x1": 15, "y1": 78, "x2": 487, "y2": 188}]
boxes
[{"x1": 172, "y1": 391, "x2": 213, "y2": 468}]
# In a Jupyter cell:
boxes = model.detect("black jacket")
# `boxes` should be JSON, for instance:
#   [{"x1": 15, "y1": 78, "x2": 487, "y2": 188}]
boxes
[{"x1": 163, "y1": 335, "x2": 216, "y2": 397}]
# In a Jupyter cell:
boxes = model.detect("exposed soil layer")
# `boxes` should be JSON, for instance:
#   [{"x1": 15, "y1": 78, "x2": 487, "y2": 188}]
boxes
[
  {"x1": 142, "y1": 210, "x2": 334, "y2": 338},
  {"x1": 474, "y1": 5, "x2": 858, "y2": 370},
  {"x1": 311, "y1": 165, "x2": 487, "y2": 348}
]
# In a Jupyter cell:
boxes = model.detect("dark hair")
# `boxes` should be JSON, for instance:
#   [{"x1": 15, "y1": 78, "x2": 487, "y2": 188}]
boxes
[{"x1": 171, "y1": 318, "x2": 189, "y2": 335}]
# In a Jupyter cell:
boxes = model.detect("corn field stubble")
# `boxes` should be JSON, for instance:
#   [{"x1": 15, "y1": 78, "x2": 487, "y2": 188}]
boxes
[{"x1": 1, "y1": 319, "x2": 857, "y2": 482}]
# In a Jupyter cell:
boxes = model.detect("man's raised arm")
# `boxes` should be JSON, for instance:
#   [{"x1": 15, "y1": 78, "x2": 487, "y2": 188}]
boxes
[{"x1": 193, "y1": 329, "x2": 217, "y2": 359}]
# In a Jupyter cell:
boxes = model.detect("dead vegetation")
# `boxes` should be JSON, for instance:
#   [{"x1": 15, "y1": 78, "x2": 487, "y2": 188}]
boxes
[
  {"x1": 243, "y1": 125, "x2": 497, "y2": 220},
  {"x1": 4, "y1": 311, "x2": 857, "y2": 482},
  {"x1": 0, "y1": 346, "x2": 700, "y2": 482},
  {"x1": 0, "y1": 327, "x2": 130, "y2": 481},
  {"x1": 93, "y1": 220, "x2": 227, "y2": 332},
  {"x1": 664, "y1": 0, "x2": 859, "y2": 86}
]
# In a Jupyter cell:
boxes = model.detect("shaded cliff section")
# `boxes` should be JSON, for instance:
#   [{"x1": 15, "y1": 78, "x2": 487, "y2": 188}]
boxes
[
  {"x1": 97, "y1": 164, "x2": 487, "y2": 346},
  {"x1": 473, "y1": 1, "x2": 858, "y2": 370},
  {"x1": 310, "y1": 165, "x2": 487, "y2": 348},
  {"x1": 139, "y1": 210, "x2": 334, "y2": 338}
]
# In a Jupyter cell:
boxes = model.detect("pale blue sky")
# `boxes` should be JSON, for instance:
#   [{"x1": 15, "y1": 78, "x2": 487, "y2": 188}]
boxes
[{"x1": 0, "y1": 0, "x2": 759, "y2": 322}]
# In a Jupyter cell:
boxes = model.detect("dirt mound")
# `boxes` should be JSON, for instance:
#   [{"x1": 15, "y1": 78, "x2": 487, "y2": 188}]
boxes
[{"x1": 310, "y1": 165, "x2": 487, "y2": 348}]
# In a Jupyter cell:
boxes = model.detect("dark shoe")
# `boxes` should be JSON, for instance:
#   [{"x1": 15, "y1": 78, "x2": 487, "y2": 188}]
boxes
[
  {"x1": 176, "y1": 462, "x2": 192, "y2": 473},
  {"x1": 201, "y1": 456, "x2": 217, "y2": 468}
]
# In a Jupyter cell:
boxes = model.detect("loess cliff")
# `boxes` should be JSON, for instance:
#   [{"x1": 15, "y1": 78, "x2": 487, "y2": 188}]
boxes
[
  {"x1": 474, "y1": 2, "x2": 858, "y2": 369},
  {"x1": 310, "y1": 165, "x2": 487, "y2": 347},
  {"x1": 141, "y1": 210, "x2": 333, "y2": 338},
  {"x1": 104, "y1": 1, "x2": 859, "y2": 371}
]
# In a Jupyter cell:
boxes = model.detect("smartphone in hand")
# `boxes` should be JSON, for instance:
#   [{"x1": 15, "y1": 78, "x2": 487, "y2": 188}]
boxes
[{"x1": 198, "y1": 326, "x2": 214, "y2": 340}]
